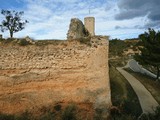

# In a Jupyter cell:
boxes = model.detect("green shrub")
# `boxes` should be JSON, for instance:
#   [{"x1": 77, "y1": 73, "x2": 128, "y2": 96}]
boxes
[
  {"x1": 139, "y1": 106, "x2": 160, "y2": 120},
  {"x1": 6, "y1": 38, "x2": 15, "y2": 41},
  {"x1": 0, "y1": 38, "x2": 5, "y2": 41},
  {"x1": 109, "y1": 39, "x2": 127, "y2": 56},
  {"x1": 0, "y1": 113, "x2": 15, "y2": 120},
  {"x1": 54, "y1": 104, "x2": 62, "y2": 111},
  {"x1": 18, "y1": 39, "x2": 30, "y2": 46},
  {"x1": 39, "y1": 112, "x2": 55, "y2": 120},
  {"x1": 0, "y1": 111, "x2": 31, "y2": 120},
  {"x1": 61, "y1": 104, "x2": 77, "y2": 120},
  {"x1": 78, "y1": 37, "x2": 91, "y2": 46},
  {"x1": 16, "y1": 111, "x2": 31, "y2": 120},
  {"x1": 94, "y1": 108, "x2": 103, "y2": 120},
  {"x1": 122, "y1": 99, "x2": 141, "y2": 118},
  {"x1": 111, "y1": 114, "x2": 135, "y2": 120},
  {"x1": 0, "y1": 38, "x2": 15, "y2": 44}
]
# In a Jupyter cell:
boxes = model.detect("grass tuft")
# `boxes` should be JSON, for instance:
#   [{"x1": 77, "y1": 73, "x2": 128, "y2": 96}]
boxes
[{"x1": 61, "y1": 104, "x2": 77, "y2": 120}]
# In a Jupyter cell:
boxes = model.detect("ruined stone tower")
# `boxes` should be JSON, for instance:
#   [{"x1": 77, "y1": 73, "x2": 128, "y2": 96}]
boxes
[{"x1": 84, "y1": 17, "x2": 95, "y2": 36}]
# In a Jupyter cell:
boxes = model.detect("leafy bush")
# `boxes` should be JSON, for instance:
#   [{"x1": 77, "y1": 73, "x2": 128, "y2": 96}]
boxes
[
  {"x1": 111, "y1": 114, "x2": 135, "y2": 120},
  {"x1": 0, "y1": 38, "x2": 15, "y2": 44},
  {"x1": 78, "y1": 37, "x2": 91, "y2": 46},
  {"x1": 18, "y1": 39, "x2": 31, "y2": 46},
  {"x1": 0, "y1": 113, "x2": 14, "y2": 120},
  {"x1": 35, "y1": 40, "x2": 65, "y2": 46},
  {"x1": 94, "y1": 108, "x2": 103, "y2": 120},
  {"x1": 39, "y1": 112, "x2": 55, "y2": 120},
  {"x1": 139, "y1": 106, "x2": 160, "y2": 120},
  {"x1": 0, "y1": 37, "x2": 5, "y2": 41},
  {"x1": 54, "y1": 104, "x2": 62, "y2": 111},
  {"x1": 0, "y1": 111, "x2": 31, "y2": 120},
  {"x1": 122, "y1": 99, "x2": 141, "y2": 118},
  {"x1": 61, "y1": 104, "x2": 77, "y2": 120},
  {"x1": 109, "y1": 39, "x2": 127, "y2": 56}
]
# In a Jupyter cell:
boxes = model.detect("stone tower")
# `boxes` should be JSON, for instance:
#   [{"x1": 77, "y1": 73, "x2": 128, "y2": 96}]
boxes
[{"x1": 84, "y1": 17, "x2": 95, "y2": 36}]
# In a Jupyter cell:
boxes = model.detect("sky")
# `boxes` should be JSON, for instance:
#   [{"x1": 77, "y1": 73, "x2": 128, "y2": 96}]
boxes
[{"x1": 0, "y1": 0, "x2": 160, "y2": 40}]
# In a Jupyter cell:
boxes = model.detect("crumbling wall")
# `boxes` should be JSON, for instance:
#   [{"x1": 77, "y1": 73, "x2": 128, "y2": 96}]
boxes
[
  {"x1": 0, "y1": 36, "x2": 111, "y2": 118},
  {"x1": 67, "y1": 18, "x2": 89, "y2": 40}
]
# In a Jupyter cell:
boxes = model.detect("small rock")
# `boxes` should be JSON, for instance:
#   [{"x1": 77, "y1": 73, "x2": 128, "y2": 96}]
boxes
[{"x1": 25, "y1": 36, "x2": 35, "y2": 44}]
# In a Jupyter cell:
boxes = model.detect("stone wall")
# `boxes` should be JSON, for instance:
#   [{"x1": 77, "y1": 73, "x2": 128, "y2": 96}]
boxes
[{"x1": 0, "y1": 36, "x2": 111, "y2": 117}]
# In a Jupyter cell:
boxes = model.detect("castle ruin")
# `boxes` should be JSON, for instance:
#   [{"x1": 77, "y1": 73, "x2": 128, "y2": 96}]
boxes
[
  {"x1": 0, "y1": 17, "x2": 111, "y2": 119},
  {"x1": 84, "y1": 17, "x2": 95, "y2": 36},
  {"x1": 67, "y1": 17, "x2": 95, "y2": 39}
]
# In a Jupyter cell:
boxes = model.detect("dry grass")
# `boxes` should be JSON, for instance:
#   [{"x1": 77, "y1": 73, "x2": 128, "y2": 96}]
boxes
[
  {"x1": 0, "y1": 102, "x2": 94, "y2": 120},
  {"x1": 35, "y1": 40, "x2": 66, "y2": 46},
  {"x1": 109, "y1": 66, "x2": 142, "y2": 118}
]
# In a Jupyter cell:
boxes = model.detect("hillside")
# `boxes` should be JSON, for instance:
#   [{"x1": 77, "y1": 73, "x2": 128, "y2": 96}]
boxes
[{"x1": 109, "y1": 39, "x2": 140, "y2": 67}]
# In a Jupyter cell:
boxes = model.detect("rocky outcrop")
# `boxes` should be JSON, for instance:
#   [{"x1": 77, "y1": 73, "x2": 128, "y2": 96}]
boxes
[{"x1": 67, "y1": 18, "x2": 90, "y2": 40}]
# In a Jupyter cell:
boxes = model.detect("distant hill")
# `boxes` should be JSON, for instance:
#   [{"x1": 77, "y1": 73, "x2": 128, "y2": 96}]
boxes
[
  {"x1": 109, "y1": 39, "x2": 140, "y2": 57},
  {"x1": 109, "y1": 39, "x2": 140, "y2": 67}
]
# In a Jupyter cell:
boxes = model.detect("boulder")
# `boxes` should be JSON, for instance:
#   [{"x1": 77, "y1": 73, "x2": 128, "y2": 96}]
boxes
[
  {"x1": 67, "y1": 18, "x2": 89, "y2": 40},
  {"x1": 25, "y1": 36, "x2": 35, "y2": 44}
]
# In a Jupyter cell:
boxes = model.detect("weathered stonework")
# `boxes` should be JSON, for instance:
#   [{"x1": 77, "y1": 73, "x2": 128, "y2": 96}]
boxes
[
  {"x1": 84, "y1": 17, "x2": 95, "y2": 36},
  {"x1": 0, "y1": 36, "x2": 111, "y2": 117},
  {"x1": 67, "y1": 18, "x2": 89, "y2": 40}
]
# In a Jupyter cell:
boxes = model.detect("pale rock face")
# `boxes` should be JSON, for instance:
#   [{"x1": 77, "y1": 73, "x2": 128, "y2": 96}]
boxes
[
  {"x1": 67, "y1": 18, "x2": 89, "y2": 40},
  {"x1": 0, "y1": 36, "x2": 111, "y2": 117}
]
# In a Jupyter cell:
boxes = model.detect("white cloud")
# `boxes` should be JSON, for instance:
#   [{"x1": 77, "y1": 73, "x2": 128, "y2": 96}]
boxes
[{"x1": 1, "y1": 0, "x2": 157, "y2": 40}]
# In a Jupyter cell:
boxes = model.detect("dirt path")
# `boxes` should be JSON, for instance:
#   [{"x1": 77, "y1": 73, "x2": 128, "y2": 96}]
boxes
[{"x1": 117, "y1": 67, "x2": 159, "y2": 113}]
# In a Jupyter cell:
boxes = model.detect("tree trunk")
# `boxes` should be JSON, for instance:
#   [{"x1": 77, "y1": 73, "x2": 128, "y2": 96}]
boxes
[
  {"x1": 156, "y1": 66, "x2": 160, "y2": 80},
  {"x1": 10, "y1": 30, "x2": 13, "y2": 38}
]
